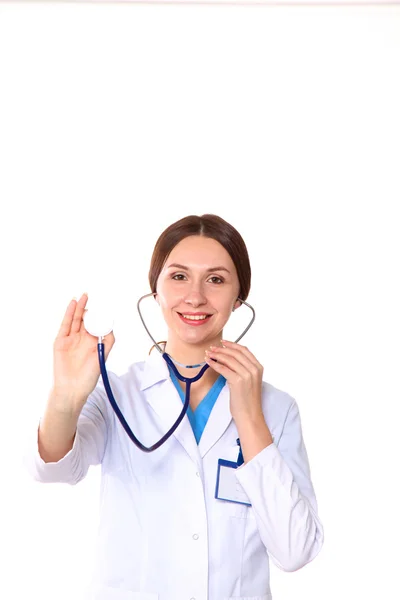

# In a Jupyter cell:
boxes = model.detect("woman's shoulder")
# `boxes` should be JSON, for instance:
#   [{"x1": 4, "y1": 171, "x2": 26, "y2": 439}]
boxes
[
  {"x1": 103, "y1": 351, "x2": 168, "y2": 391},
  {"x1": 259, "y1": 379, "x2": 302, "y2": 445},
  {"x1": 260, "y1": 379, "x2": 298, "y2": 419},
  {"x1": 104, "y1": 358, "x2": 148, "y2": 387}
]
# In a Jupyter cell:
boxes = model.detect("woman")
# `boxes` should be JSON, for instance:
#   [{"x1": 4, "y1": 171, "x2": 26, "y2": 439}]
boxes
[{"x1": 24, "y1": 214, "x2": 324, "y2": 600}]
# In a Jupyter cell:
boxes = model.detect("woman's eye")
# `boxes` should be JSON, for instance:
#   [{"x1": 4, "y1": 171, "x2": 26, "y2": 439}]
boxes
[{"x1": 171, "y1": 274, "x2": 223, "y2": 284}]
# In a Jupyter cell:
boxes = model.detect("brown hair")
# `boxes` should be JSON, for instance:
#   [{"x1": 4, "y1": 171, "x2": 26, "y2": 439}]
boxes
[{"x1": 148, "y1": 214, "x2": 251, "y2": 301}]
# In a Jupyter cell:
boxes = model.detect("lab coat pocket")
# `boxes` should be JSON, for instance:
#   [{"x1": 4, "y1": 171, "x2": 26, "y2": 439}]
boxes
[
  {"x1": 93, "y1": 587, "x2": 159, "y2": 600},
  {"x1": 229, "y1": 501, "x2": 251, "y2": 519}
]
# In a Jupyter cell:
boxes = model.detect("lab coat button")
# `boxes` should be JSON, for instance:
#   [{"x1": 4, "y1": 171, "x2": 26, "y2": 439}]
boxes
[
  {"x1": 196, "y1": 471, "x2": 200, "y2": 477},
  {"x1": 192, "y1": 533, "x2": 199, "y2": 540}
]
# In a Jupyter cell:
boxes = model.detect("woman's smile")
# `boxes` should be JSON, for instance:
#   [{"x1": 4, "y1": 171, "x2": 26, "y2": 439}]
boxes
[{"x1": 177, "y1": 312, "x2": 213, "y2": 326}]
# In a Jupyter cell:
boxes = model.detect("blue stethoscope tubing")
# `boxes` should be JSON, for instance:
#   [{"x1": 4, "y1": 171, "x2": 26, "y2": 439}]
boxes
[
  {"x1": 97, "y1": 292, "x2": 255, "y2": 452},
  {"x1": 99, "y1": 346, "x2": 209, "y2": 452}
]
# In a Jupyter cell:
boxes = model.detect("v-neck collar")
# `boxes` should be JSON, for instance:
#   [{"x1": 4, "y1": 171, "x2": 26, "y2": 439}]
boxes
[{"x1": 167, "y1": 363, "x2": 226, "y2": 413}]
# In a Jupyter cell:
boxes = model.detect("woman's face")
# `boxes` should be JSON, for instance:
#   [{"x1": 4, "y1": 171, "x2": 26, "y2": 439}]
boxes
[{"x1": 156, "y1": 235, "x2": 241, "y2": 347}]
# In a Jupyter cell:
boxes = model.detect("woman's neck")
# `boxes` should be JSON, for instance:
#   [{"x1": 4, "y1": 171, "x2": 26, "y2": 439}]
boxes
[{"x1": 164, "y1": 338, "x2": 222, "y2": 382}]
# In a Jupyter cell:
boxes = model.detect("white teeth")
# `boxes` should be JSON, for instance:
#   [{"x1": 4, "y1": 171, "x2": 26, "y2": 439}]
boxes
[{"x1": 181, "y1": 314, "x2": 209, "y2": 321}]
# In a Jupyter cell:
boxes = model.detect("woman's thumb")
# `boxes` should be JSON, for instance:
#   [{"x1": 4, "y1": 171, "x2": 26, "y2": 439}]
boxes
[{"x1": 103, "y1": 331, "x2": 115, "y2": 359}]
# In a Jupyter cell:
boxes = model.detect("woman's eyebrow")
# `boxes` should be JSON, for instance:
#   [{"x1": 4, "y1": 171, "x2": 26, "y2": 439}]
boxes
[{"x1": 166, "y1": 263, "x2": 230, "y2": 274}]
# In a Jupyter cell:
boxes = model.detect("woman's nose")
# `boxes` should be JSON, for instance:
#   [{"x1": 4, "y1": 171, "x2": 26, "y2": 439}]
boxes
[{"x1": 184, "y1": 287, "x2": 207, "y2": 306}]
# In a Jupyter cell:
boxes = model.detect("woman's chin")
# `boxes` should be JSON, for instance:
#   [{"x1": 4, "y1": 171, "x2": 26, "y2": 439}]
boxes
[{"x1": 181, "y1": 333, "x2": 222, "y2": 347}]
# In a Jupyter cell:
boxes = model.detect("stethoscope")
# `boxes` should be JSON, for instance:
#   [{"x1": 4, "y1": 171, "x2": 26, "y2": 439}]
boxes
[{"x1": 83, "y1": 292, "x2": 255, "y2": 452}]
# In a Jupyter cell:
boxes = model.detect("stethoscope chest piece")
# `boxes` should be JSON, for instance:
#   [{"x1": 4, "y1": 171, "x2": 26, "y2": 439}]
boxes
[{"x1": 83, "y1": 310, "x2": 114, "y2": 338}]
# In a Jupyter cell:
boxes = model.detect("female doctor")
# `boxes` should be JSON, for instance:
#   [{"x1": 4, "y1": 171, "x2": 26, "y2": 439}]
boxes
[{"x1": 25, "y1": 213, "x2": 324, "y2": 600}]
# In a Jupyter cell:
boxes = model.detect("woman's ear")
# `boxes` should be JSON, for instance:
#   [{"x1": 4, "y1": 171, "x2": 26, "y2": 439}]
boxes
[{"x1": 233, "y1": 299, "x2": 242, "y2": 312}]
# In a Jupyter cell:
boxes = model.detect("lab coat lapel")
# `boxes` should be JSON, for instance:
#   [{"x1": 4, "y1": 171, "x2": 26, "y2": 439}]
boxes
[
  {"x1": 198, "y1": 383, "x2": 232, "y2": 458},
  {"x1": 141, "y1": 350, "x2": 233, "y2": 466},
  {"x1": 144, "y1": 378, "x2": 202, "y2": 469}
]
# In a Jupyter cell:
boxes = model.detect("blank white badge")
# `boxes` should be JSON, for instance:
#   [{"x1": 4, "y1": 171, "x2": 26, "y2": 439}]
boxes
[{"x1": 215, "y1": 459, "x2": 251, "y2": 506}]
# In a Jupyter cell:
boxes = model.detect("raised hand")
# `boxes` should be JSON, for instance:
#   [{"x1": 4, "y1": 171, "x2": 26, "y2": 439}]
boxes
[{"x1": 52, "y1": 293, "x2": 115, "y2": 411}]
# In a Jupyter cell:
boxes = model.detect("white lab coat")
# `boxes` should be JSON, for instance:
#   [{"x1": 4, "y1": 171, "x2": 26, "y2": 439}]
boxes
[{"x1": 24, "y1": 349, "x2": 324, "y2": 600}]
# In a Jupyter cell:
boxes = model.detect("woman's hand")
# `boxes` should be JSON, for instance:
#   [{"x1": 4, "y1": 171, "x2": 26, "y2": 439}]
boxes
[
  {"x1": 205, "y1": 340, "x2": 264, "y2": 422},
  {"x1": 52, "y1": 293, "x2": 115, "y2": 412}
]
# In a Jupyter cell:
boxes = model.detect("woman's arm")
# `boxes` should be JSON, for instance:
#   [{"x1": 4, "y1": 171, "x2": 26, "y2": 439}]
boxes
[{"x1": 235, "y1": 398, "x2": 324, "y2": 572}]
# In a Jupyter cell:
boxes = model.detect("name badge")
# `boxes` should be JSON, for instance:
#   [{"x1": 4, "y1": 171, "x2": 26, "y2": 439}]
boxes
[{"x1": 215, "y1": 459, "x2": 252, "y2": 506}]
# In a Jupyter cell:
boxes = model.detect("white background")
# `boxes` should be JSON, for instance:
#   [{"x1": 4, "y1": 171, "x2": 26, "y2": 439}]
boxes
[{"x1": 1, "y1": 2, "x2": 399, "y2": 599}]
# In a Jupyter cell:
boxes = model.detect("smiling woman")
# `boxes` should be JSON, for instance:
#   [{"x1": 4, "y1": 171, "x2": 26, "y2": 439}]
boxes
[
  {"x1": 149, "y1": 215, "x2": 250, "y2": 372},
  {"x1": 24, "y1": 213, "x2": 324, "y2": 600}
]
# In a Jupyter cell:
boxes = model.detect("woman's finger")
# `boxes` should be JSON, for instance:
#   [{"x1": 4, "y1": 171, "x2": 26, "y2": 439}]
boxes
[
  {"x1": 104, "y1": 331, "x2": 116, "y2": 359},
  {"x1": 79, "y1": 309, "x2": 88, "y2": 333},
  {"x1": 205, "y1": 355, "x2": 232, "y2": 379},
  {"x1": 56, "y1": 298, "x2": 77, "y2": 339},
  {"x1": 206, "y1": 350, "x2": 249, "y2": 380},
  {"x1": 220, "y1": 340, "x2": 261, "y2": 368},
  {"x1": 70, "y1": 293, "x2": 88, "y2": 334},
  {"x1": 210, "y1": 345, "x2": 258, "y2": 373}
]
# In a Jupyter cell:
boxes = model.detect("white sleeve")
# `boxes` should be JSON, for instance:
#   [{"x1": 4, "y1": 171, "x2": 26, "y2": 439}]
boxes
[
  {"x1": 22, "y1": 383, "x2": 110, "y2": 485},
  {"x1": 235, "y1": 398, "x2": 324, "y2": 572}
]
